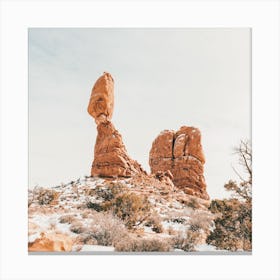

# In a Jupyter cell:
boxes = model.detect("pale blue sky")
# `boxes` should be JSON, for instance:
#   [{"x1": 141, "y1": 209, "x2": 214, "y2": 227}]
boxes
[{"x1": 29, "y1": 28, "x2": 250, "y2": 198}]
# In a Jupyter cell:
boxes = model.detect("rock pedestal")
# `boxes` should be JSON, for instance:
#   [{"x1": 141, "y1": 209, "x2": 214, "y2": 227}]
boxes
[{"x1": 91, "y1": 121, "x2": 145, "y2": 177}]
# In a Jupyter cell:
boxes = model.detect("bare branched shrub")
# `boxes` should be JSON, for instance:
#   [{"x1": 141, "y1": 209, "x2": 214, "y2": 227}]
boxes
[
  {"x1": 115, "y1": 237, "x2": 171, "y2": 252},
  {"x1": 145, "y1": 212, "x2": 163, "y2": 233},
  {"x1": 172, "y1": 230, "x2": 201, "y2": 252},
  {"x1": 188, "y1": 210, "x2": 214, "y2": 234},
  {"x1": 86, "y1": 212, "x2": 128, "y2": 246},
  {"x1": 207, "y1": 140, "x2": 252, "y2": 251},
  {"x1": 227, "y1": 140, "x2": 252, "y2": 202}
]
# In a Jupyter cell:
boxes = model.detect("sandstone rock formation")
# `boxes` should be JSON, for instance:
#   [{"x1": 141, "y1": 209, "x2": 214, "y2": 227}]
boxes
[
  {"x1": 88, "y1": 72, "x2": 114, "y2": 125},
  {"x1": 149, "y1": 126, "x2": 209, "y2": 200},
  {"x1": 88, "y1": 73, "x2": 145, "y2": 177},
  {"x1": 28, "y1": 232, "x2": 73, "y2": 252}
]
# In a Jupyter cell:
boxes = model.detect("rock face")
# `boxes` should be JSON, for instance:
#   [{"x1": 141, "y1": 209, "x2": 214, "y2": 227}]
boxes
[
  {"x1": 88, "y1": 72, "x2": 114, "y2": 125},
  {"x1": 89, "y1": 73, "x2": 145, "y2": 177},
  {"x1": 28, "y1": 233, "x2": 73, "y2": 252},
  {"x1": 149, "y1": 126, "x2": 209, "y2": 200},
  {"x1": 91, "y1": 121, "x2": 145, "y2": 177}
]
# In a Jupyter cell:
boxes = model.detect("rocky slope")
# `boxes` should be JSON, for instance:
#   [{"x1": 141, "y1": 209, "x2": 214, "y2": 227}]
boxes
[{"x1": 28, "y1": 176, "x2": 214, "y2": 252}]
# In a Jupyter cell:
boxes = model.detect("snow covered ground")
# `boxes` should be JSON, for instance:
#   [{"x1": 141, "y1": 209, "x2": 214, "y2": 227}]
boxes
[{"x1": 28, "y1": 176, "x2": 218, "y2": 253}]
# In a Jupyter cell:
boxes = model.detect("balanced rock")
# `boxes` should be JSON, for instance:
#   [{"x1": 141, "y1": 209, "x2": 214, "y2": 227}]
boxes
[
  {"x1": 89, "y1": 73, "x2": 145, "y2": 178},
  {"x1": 88, "y1": 72, "x2": 114, "y2": 125},
  {"x1": 149, "y1": 126, "x2": 209, "y2": 200}
]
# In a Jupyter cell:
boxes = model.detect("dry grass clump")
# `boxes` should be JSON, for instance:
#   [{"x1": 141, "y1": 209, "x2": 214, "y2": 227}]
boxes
[
  {"x1": 95, "y1": 183, "x2": 126, "y2": 201},
  {"x1": 172, "y1": 230, "x2": 201, "y2": 252},
  {"x1": 86, "y1": 212, "x2": 128, "y2": 246},
  {"x1": 184, "y1": 197, "x2": 201, "y2": 209},
  {"x1": 80, "y1": 209, "x2": 95, "y2": 219},
  {"x1": 75, "y1": 233, "x2": 98, "y2": 245},
  {"x1": 70, "y1": 221, "x2": 86, "y2": 234},
  {"x1": 59, "y1": 214, "x2": 77, "y2": 224},
  {"x1": 188, "y1": 210, "x2": 214, "y2": 234},
  {"x1": 115, "y1": 237, "x2": 171, "y2": 252},
  {"x1": 86, "y1": 200, "x2": 103, "y2": 212},
  {"x1": 34, "y1": 188, "x2": 59, "y2": 205},
  {"x1": 145, "y1": 212, "x2": 163, "y2": 233}
]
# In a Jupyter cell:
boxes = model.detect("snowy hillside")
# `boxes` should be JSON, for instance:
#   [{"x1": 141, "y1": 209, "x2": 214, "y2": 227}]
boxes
[{"x1": 28, "y1": 176, "x2": 217, "y2": 252}]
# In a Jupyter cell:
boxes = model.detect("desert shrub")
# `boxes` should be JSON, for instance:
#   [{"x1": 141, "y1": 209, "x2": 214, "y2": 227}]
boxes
[
  {"x1": 70, "y1": 221, "x2": 86, "y2": 234},
  {"x1": 102, "y1": 192, "x2": 151, "y2": 229},
  {"x1": 28, "y1": 189, "x2": 35, "y2": 207},
  {"x1": 86, "y1": 200, "x2": 103, "y2": 212},
  {"x1": 172, "y1": 230, "x2": 201, "y2": 252},
  {"x1": 170, "y1": 217, "x2": 186, "y2": 224},
  {"x1": 207, "y1": 140, "x2": 252, "y2": 251},
  {"x1": 188, "y1": 210, "x2": 214, "y2": 234},
  {"x1": 115, "y1": 237, "x2": 171, "y2": 252},
  {"x1": 145, "y1": 213, "x2": 163, "y2": 233},
  {"x1": 95, "y1": 183, "x2": 125, "y2": 201},
  {"x1": 75, "y1": 233, "x2": 98, "y2": 245},
  {"x1": 86, "y1": 212, "x2": 128, "y2": 246},
  {"x1": 81, "y1": 209, "x2": 95, "y2": 219},
  {"x1": 185, "y1": 197, "x2": 201, "y2": 210},
  {"x1": 35, "y1": 188, "x2": 59, "y2": 205},
  {"x1": 207, "y1": 198, "x2": 252, "y2": 251},
  {"x1": 59, "y1": 214, "x2": 76, "y2": 224}
]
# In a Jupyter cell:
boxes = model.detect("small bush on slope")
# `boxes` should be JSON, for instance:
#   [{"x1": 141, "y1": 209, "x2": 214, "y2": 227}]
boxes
[
  {"x1": 188, "y1": 210, "x2": 214, "y2": 234},
  {"x1": 206, "y1": 199, "x2": 252, "y2": 251},
  {"x1": 172, "y1": 229, "x2": 201, "y2": 252},
  {"x1": 115, "y1": 237, "x2": 171, "y2": 252},
  {"x1": 59, "y1": 214, "x2": 77, "y2": 224},
  {"x1": 35, "y1": 188, "x2": 59, "y2": 205},
  {"x1": 81, "y1": 212, "x2": 128, "y2": 246},
  {"x1": 144, "y1": 211, "x2": 163, "y2": 233},
  {"x1": 102, "y1": 191, "x2": 151, "y2": 229}
]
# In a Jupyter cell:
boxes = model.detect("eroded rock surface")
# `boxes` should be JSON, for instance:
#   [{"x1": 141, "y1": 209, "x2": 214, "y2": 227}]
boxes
[
  {"x1": 88, "y1": 72, "x2": 114, "y2": 125},
  {"x1": 28, "y1": 233, "x2": 73, "y2": 252},
  {"x1": 149, "y1": 126, "x2": 209, "y2": 200},
  {"x1": 91, "y1": 121, "x2": 145, "y2": 177}
]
